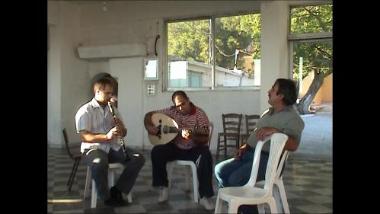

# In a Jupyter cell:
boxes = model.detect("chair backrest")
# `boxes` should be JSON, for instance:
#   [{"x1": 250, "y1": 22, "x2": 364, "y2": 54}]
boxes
[
  {"x1": 276, "y1": 150, "x2": 289, "y2": 180},
  {"x1": 222, "y1": 113, "x2": 243, "y2": 135},
  {"x1": 207, "y1": 122, "x2": 214, "y2": 147},
  {"x1": 244, "y1": 114, "x2": 260, "y2": 135},
  {"x1": 246, "y1": 133, "x2": 288, "y2": 191},
  {"x1": 63, "y1": 128, "x2": 76, "y2": 160}
]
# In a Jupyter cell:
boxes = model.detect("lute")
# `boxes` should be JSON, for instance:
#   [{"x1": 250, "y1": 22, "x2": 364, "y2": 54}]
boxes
[{"x1": 147, "y1": 113, "x2": 208, "y2": 145}]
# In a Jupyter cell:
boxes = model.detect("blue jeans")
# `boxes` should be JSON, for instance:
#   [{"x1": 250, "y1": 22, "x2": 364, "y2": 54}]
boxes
[{"x1": 214, "y1": 149, "x2": 269, "y2": 188}]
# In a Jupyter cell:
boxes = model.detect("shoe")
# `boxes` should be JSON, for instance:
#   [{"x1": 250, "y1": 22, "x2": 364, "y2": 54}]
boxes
[
  {"x1": 105, "y1": 186, "x2": 127, "y2": 207},
  {"x1": 110, "y1": 186, "x2": 123, "y2": 201},
  {"x1": 238, "y1": 205, "x2": 258, "y2": 214},
  {"x1": 158, "y1": 186, "x2": 168, "y2": 203},
  {"x1": 200, "y1": 197, "x2": 215, "y2": 211},
  {"x1": 104, "y1": 197, "x2": 127, "y2": 207}
]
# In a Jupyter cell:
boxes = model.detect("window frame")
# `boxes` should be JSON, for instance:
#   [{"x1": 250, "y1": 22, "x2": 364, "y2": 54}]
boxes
[
  {"x1": 287, "y1": 3, "x2": 333, "y2": 79},
  {"x1": 163, "y1": 12, "x2": 261, "y2": 92}
]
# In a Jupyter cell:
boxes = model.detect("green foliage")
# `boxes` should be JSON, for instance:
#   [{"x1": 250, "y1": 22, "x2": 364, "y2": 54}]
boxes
[
  {"x1": 215, "y1": 14, "x2": 261, "y2": 72},
  {"x1": 291, "y1": 5, "x2": 332, "y2": 34},
  {"x1": 167, "y1": 4, "x2": 332, "y2": 81},
  {"x1": 291, "y1": 4, "x2": 333, "y2": 80},
  {"x1": 168, "y1": 20, "x2": 210, "y2": 63},
  {"x1": 167, "y1": 13, "x2": 261, "y2": 77}
]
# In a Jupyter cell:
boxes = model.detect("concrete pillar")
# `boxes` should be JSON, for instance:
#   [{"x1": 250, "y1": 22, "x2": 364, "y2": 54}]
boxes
[{"x1": 260, "y1": 1, "x2": 289, "y2": 113}]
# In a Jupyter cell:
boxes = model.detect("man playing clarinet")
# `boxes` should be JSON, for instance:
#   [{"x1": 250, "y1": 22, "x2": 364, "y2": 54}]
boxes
[{"x1": 75, "y1": 76, "x2": 145, "y2": 206}]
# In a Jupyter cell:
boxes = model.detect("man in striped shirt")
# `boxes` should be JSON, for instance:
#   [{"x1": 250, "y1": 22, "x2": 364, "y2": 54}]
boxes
[{"x1": 144, "y1": 90, "x2": 215, "y2": 210}]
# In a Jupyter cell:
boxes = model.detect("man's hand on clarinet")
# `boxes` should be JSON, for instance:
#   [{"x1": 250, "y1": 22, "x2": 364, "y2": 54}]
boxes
[
  {"x1": 114, "y1": 118, "x2": 127, "y2": 137},
  {"x1": 106, "y1": 127, "x2": 118, "y2": 140}
]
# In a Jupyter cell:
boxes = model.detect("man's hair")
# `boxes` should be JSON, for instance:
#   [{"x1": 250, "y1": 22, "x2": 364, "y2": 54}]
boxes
[
  {"x1": 93, "y1": 77, "x2": 114, "y2": 94},
  {"x1": 275, "y1": 78, "x2": 298, "y2": 106},
  {"x1": 171, "y1": 90, "x2": 189, "y2": 103},
  {"x1": 91, "y1": 73, "x2": 118, "y2": 94}
]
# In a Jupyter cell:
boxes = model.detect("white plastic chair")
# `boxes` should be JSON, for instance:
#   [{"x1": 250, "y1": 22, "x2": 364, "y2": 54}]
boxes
[
  {"x1": 214, "y1": 133, "x2": 288, "y2": 213},
  {"x1": 167, "y1": 122, "x2": 214, "y2": 203},
  {"x1": 256, "y1": 150, "x2": 290, "y2": 213},
  {"x1": 84, "y1": 163, "x2": 132, "y2": 208}
]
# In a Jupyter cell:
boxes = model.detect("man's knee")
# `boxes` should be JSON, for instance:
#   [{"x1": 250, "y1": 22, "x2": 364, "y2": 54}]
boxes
[
  {"x1": 90, "y1": 161, "x2": 108, "y2": 176},
  {"x1": 151, "y1": 145, "x2": 165, "y2": 160},
  {"x1": 134, "y1": 153, "x2": 145, "y2": 168}
]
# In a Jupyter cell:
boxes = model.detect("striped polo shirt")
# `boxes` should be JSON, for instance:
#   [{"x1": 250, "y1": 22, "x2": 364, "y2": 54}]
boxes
[{"x1": 159, "y1": 103, "x2": 209, "y2": 150}]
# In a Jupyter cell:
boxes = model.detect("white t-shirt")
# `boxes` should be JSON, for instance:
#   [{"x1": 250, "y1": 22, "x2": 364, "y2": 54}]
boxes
[{"x1": 75, "y1": 98, "x2": 122, "y2": 153}]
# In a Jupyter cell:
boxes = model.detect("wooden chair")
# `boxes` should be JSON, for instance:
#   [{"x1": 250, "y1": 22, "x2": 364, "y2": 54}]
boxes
[
  {"x1": 216, "y1": 113, "x2": 243, "y2": 161},
  {"x1": 63, "y1": 128, "x2": 82, "y2": 192},
  {"x1": 241, "y1": 114, "x2": 260, "y2": 145}
]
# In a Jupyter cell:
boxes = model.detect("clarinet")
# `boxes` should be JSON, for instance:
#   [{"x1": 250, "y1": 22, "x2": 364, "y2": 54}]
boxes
[{"x1": 108, "y1": 101, "x2": 126, "y2": 153}]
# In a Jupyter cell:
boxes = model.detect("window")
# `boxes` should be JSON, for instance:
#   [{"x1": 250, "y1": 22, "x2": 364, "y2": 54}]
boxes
[
  {"x1": 165, "y1": 12, "x2": 261, "y2": 90},
  {"x1": 288, "y1": 4, "x2": 332, "y2": 113},
  {"x1": 144, "y1": 58, "x2": 158, "y2": 80}
]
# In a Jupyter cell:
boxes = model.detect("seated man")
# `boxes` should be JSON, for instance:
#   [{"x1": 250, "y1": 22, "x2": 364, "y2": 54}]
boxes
[
  {"x1": 144, "y1": 90, "x2": 215, "y2": 210},
  {"x1": 75, "y1": 76, "x2": 145, "y2": 206},
  {"x1": 214, "y1": 78, "x2": 305, "y2": 213}
]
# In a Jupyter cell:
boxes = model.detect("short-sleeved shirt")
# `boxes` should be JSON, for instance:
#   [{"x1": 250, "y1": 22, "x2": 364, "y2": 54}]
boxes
[
  {"x1": 158, "y1": 103, "x2": 209, "y2": 150},
  {"x1": 75, "y1": 98, "x2": 122, "y2": 153},
  {"x1": 247, "y1": 105, "x2": 305, "y2": 152}
]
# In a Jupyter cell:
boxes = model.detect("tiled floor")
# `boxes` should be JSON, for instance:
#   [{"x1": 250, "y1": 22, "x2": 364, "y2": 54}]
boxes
[
  {"x1": 47, "y1": 147, "x2": 332, "y2": 214},
  {"x1": 48, "y1": 110, "x2": 332, "y2": 213}
]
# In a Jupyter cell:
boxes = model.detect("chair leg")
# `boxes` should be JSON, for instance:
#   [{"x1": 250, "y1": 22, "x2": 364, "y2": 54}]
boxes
[
  {"x1": 273, "y1": 184, "x2": 283, "y2": 213},
  {"x1": 67, "y1": 160, "x2": 77, "y2": 190},
  {"x1": 67, "y1": 162, "x2": 74, "y2": 186},
  {"x1": 214, "y1": 194, "x2": 222, "y2": 213},
  {"x1": 127, "y1": 192, "x2": 132, "y2": 203},
  {"x1": 227, "y1": 201, "x2": 240, "y2": 213},
  {"x1": 189, "y1": 163, "x2": 199, "y2": 203},
  {"x1": 216, "y1": 138, "x2": 220, "y2": 161},
  {"x1": 68, "y1": 159, "x2": 80, "y2": 191},
  {"x1": 223, "y1": 137, "x2": 227, "y2": 160},
  {"x1": 166, "y1": 162, "x2": 174, "y2": 189},
  {"x1": 258, "y1": 204, "x2": 265, "y2": 214},
  {"x1": 267, "y1": 197, "x2": 278, "y2": 213},
  {"x1": 277, "y1": 178, "x2": 290, "y2": 213},
  {"x1": 91, "y1": 179, "x2": 97, "y2": 208},
  {"x1": 84, "y1": 167, "x2": 92, "y2": 199}
]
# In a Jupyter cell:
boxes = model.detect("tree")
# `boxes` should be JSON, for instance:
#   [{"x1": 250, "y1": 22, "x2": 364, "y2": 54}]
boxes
[
  {"x1": 291, "y1": 4, "x2": 332, "y2": 114},
  {"x1": 167, "y1": 14, "x2": 261, "y2": 77},
  {"x1": 166, "y1": 4, "x2": 332, "y2": 112}
]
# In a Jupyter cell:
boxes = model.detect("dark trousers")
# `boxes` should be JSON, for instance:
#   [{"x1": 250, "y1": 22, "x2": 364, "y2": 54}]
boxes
[
  {"x1": 83, "y1": 147, "x2": 145, "y2": 200},
  {"x1": 151, "y1": 142, "x2": 214, "y2": 198}
]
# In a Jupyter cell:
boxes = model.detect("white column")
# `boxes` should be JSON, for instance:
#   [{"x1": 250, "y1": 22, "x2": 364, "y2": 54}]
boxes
[{"x1": 260, "y1": 1, "x2": 289, "y2": 113}]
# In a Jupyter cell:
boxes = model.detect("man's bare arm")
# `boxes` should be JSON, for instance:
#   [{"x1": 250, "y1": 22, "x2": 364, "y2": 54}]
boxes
[{"x1": 79, "y1": 129, "x2": 116, "y2": 143}]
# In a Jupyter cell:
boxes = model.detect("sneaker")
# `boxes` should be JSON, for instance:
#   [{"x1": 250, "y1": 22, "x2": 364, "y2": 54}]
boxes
[
  {"x1": 110, "y1": 186, "x2": 123, "y2": 201},
  {"x1": 158, "y1": 186, "x2": 169, "y2": 203},
  {"x1": 200, "y1": 197, "x2": 215, "y2": 211},
  {"x1": 104, "y1": 197, "x2": 127, "y2": 207},
  {"x1": 105, "y1": 186, "x2": 127, "y2": 207}
]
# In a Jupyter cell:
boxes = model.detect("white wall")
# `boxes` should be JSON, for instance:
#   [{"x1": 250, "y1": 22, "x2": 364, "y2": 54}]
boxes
[
  {"x1": 48, "y1": 1, "x2": 92, "y2": 146},
  {"x1": 110, "y1": 57, "x2": 145, "y2": 149},
  {"x1": 48, "y1": 23, "x2": 62, "y2": 147},
  {"x1": 47, "y1": 1, "x2": 310, "y2": 151}
]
